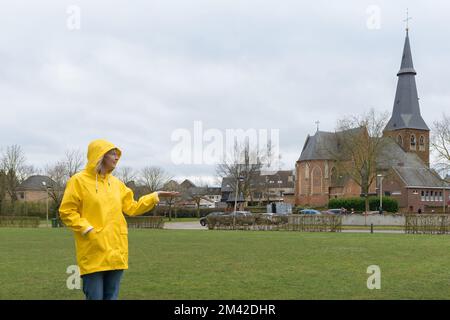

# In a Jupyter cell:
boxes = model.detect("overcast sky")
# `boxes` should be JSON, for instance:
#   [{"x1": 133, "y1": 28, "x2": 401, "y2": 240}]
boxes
[{"x1": 1, "y1": 0, "x2": 449, "y2": 185}]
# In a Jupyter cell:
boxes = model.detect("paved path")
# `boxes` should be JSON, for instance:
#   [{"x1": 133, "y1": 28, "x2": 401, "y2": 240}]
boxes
[
  {"x1": 342, "y1": 229, "x2": 403, "y2": 234},
  {"x1": 163, "y1": 221, "x2": 207, "y2": 230}
]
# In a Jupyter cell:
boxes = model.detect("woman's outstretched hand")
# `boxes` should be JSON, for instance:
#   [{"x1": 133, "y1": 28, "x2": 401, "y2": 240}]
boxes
[{"x1": 156, "y1": 191, "x2": 180, "y2": 197}]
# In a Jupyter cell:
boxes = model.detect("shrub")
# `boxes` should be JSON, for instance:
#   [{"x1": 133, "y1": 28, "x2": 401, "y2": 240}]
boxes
[{"x1": 328, "y1": 196, "x2": 398, "y2": 213}]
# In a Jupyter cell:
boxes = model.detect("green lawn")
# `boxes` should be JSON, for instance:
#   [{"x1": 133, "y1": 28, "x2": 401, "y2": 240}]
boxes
[{"x1": 0, "y1": 228, "x2": 449, "y2": 299}]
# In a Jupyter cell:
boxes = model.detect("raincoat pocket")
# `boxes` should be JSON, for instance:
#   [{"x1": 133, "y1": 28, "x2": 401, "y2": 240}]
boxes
[
  {"x1": 119, "y1": 226, "x2": 128, "y2": 254},
  {"x1": 86, "y1": 229, "x2": 106, "y2": 253}
]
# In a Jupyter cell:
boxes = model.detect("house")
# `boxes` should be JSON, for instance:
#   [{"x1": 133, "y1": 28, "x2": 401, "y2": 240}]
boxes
[
  {"x1": 16, "y1": 175, "x2": 55, "y2": 202},
  {"x1": 220, "y1": 170, "x2": 295, "y2": 206},
  {"x1": 170, "y1": 179, "x2": 222, "y2": 208}
]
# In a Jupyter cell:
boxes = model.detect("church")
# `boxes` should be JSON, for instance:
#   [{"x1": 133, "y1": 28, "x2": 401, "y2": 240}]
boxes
[{"x1": 295, "y1": 29, "x2": 450, "y2": 213}]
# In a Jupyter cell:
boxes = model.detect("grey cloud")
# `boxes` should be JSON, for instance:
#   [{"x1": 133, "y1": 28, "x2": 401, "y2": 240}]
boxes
[{"x1": 1, "y1": 0, "x2": 449, "y2": 184}]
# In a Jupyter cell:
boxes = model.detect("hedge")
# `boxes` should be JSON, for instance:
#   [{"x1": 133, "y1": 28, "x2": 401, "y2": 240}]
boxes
[
  {"x1": 328, "y1": 196, "x2": 398, "y2": 213},
  {"x1": 0, "y1": 216, "x2": 40, "y2": 228},
  {"x1": 0, "y1": 200, "x2": 58, "y2": 219},
  {"x1": 125, "y1": 216, "x2": 164, "y2": 229}
]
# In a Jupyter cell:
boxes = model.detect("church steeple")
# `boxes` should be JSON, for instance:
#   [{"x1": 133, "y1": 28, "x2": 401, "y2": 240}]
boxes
[
  {"x1": 384, "y1": 28, "x2": 430, "y2": 167},
  {"x1": 384, "y1": 30, "x2": 429, "y2": 132}
]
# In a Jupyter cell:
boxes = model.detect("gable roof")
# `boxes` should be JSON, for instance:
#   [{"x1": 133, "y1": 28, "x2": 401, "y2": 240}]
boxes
[
  {"x1": 378, "y1": 138, "x2": 445, "y2": 188},
  {"x1": 180, "y1": 179, "x2": 196, "y2": 189},
  {"x1": 298, "y1": 131, "x2": 338, "y2": 161},
  {"x1": 298, "y1": 127, "x2": 365, "y2": 161},
  {"x1": 18, "y1": 175, "x2": 56, "y2": 191}
]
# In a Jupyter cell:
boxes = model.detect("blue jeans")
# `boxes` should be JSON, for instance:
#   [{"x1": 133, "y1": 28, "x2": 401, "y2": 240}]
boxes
[{"x1": 81, "y1": 270, "x2": 124, "y2": 300}]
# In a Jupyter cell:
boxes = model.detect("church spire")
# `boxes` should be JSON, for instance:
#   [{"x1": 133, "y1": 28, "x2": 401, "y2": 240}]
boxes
[{"x1": 384, "y1": 29, "x2": 429, "y2": 132}]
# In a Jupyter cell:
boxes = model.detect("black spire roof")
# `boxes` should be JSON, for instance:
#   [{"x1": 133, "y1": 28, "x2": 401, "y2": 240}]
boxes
[{"x1": 384, "y1": 30, "x2": 429, "y2": 132}]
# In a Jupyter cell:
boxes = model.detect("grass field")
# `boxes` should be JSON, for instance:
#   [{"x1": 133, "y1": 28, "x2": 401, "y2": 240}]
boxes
[{"x1": 1, "y1": 228, "x2": 449, "y2": 300}]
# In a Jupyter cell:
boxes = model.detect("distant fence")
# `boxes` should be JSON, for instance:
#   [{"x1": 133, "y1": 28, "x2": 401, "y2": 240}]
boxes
[
  {"x1": 0, "y1": 216, "x2": 40, "y2": 228},
  {"x1": 207, "y1": 214, "x2": 342, "y2": 232},
  {"x1": 125, "y1": 216, "x2": 164, "y2": 229},
  {"x1": 405, "y1": 214, "x2": 450, "y2": 234}
]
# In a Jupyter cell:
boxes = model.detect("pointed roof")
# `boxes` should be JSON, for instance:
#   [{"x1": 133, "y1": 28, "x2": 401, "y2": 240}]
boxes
[
  {"x1": 384, "y1": 30, "x2": 429, "y2": 132},
  {"x1": 180, "y1": 179, "x2": 196, "y2": 189}
]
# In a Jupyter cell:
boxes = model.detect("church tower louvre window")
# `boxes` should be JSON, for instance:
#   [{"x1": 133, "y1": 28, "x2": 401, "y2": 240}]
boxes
[
  {"x1": 410, "y1": 134, "x2": 416, "y2": 150},
  {"x1": 397, "y1": 134, "x2": 403, "y2": 146},
  {"x1": 419, "y1": 135, "x2": 425, "y2": 151}
]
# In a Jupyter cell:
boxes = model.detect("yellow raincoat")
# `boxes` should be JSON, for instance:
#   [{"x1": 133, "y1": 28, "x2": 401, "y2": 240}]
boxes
[{"x1": 59, "y1": 139, "x2": 160, "y2": 275}]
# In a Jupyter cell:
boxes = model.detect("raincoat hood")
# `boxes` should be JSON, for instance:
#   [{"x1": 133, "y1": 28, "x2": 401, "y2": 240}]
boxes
[{"x1": 85, "y1": 139, "x2": 122, "y2": 175}]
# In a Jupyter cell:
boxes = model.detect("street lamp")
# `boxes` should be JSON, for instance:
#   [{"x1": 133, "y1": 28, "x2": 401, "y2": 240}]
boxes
[
  {"x1": 42, "y1": 181, "x2": 49, "y2": 227},
  {"x1": 377, "y1": 174, "x2": 384, "y2": 214},
  {"x1": 443, "y1": 180, "x2": 447, "y2": 214},
  {"x1": 233, "y1": 175, "x2": 244, "y2": 229}
]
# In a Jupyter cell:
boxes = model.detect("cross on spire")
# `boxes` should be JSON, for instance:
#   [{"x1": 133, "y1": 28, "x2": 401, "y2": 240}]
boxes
[
  {"x1": 403, "y1": 8, "x2": 412, "y2": 32},
  {"x1": 315, "y1": 120, "x2": 320, "y2": 132}
]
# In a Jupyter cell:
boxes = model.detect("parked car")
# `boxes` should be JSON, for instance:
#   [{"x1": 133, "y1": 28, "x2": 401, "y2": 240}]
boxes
[
  {"x1": 323, "y1": 208, "x2": 343, "y2": 215},
  {"x1": 228, "y1": 211, "x2": 253, "y2": 216},
  {"x1": 299, "y1": 209, "x2": 321, "y2": 215},
  {"x1": 199, "y1": 212, "x2": 225, "y2": 226}
]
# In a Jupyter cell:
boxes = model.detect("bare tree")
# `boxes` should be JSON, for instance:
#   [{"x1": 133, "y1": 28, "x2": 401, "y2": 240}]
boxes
[
  {"x1": 187, "y1": 191, "x2": 207, "y2": 218},
  {"x1": 431, "y1": 114, "x2": 450, "y2": 174},
  {"x1": 333, "y1": 109, "x2": 389, "y2": 213},
  {"x1": 162, "y1": 180, "x2": 181, "y2": 221},
  {"x1": 216, "y1": 140, "x2": 263, "y2": 203},
  {"x1": 1, "y1": 145, "x2": 28, "y2": 203},
  {"x1": 44, "y1": 149, "x2": 85, "y2": 217},
  {"x1": 115, "y1": 166, "x2": 137, "y2": 185},
  {"x1": 45, "y1": 161, "x2": 67, "y2": 217},
  {"x1": 139, "y1": 166, "x2": 172, "y2": 193},
  {"x1": 0, "y1": 170, "x2": 6, "y2": 214},
  {"x1": 64, "y1": 149, "x2": 84, "y2": 177}
]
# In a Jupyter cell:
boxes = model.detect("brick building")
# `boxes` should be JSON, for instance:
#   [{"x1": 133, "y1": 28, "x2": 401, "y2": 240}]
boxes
[
  {"x1": 16, "y1": 175, "x2": 55, "y2": 202},
  {"x1": 295, "y1": 29, "x2": 450, "y2": 212}
]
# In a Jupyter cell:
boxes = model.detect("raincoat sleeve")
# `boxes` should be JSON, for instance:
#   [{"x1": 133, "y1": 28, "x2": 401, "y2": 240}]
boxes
[
  {"x1": 121, "y1": 184, "x2": 160, "y2": 216},
  {"x1": 59, "y1": 176, "x2": 92, "y2": 234}
]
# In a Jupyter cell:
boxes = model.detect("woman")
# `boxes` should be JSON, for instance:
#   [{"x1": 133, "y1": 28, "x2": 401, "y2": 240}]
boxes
[{"x1": 59, "y1": 139, "x2": 178, "y2": 300}]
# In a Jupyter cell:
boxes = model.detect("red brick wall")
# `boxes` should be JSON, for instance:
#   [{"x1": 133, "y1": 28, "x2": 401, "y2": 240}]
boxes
[
  {"x1": 295, "y1": 160, "x2": 371, "y2": 207},
  {"x1": 384, "y1": 129, "x2": 430, "y2": 167}
]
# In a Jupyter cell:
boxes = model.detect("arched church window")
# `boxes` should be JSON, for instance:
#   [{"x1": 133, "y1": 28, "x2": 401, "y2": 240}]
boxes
[
  {"x1": 419, "y1": 135, "x2": 425, "y2": 151},
  {"x1": 397, "y1": 135, "x2": 403, "y2": 146},
  {"x1": 330, "y1": 167, "x2": 338, "y2": 186},
  {"x1": 304, "y1": 163, "x2": 310, "y2": 179},
  {"x1": 311, "y1": 166, "x2": 322, "y2": 194},
  {"x1": 410, "y1": 134, "x2": 416, "y2": 150}
]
